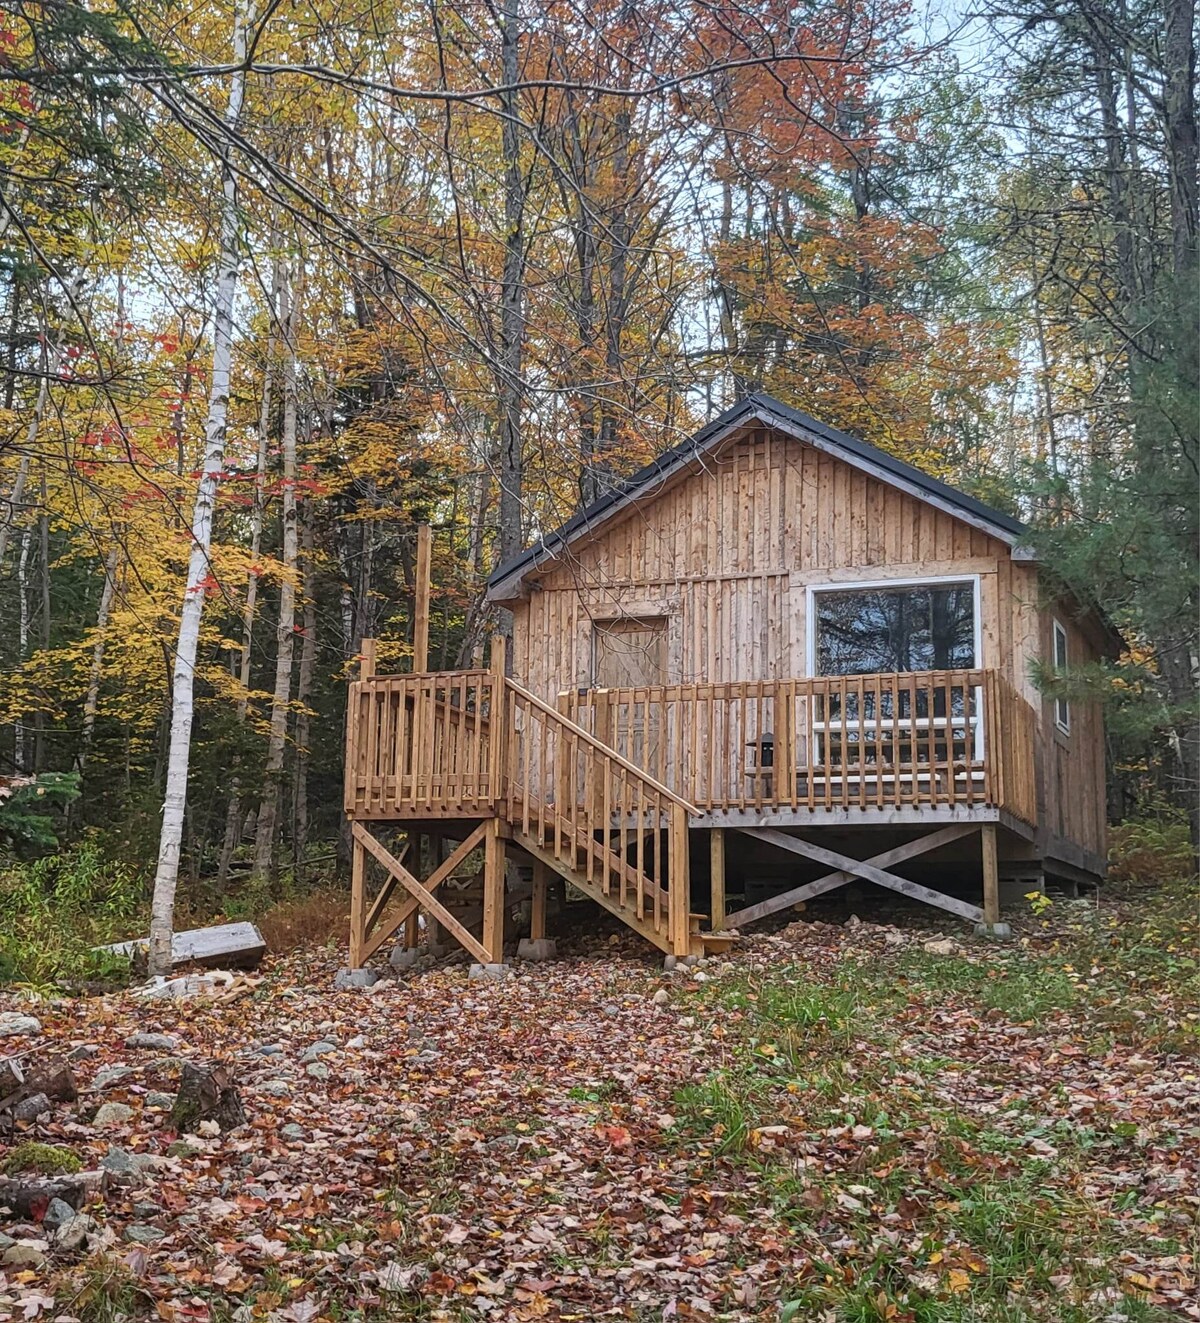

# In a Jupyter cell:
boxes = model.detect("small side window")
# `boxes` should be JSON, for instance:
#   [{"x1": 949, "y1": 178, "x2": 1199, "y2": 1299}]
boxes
[{"x1": 1052, "y1": 620, "x2": 1070, "y2": 733}]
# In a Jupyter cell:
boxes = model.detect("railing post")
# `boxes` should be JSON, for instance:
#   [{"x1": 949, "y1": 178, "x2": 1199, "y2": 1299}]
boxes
[
  {"x1": 670, "y1": 802, "x2": 691, "y2": 957},
  {"x1": 360, "y1": 638, "x2": 376, "y2": 680},
  {"x1": 489, "y1": 633, "x2": 508, "y2": 807},
  {"x1": 349, "y1": 832, "x2": 366, "y2": 969}
]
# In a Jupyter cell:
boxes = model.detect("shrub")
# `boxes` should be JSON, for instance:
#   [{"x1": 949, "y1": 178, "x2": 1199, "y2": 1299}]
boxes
[
  {"x1": 256, "y1": 888, "x2": 348, "y2": 953},
  {"x1": 0, "y1": 841, "x2": 141, "y2": 987},
  {"x1": 3, "y1": 1142, "x2": 83, "y2": 1176},
  {"x1": 1109, "y1": 799, "x2": 1195, "y2": 888}
]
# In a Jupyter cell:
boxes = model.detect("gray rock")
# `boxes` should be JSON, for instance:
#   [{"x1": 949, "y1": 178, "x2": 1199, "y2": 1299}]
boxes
[
  {"x1": 301, "y1": 1041, "x2": 337, "y2": 1064},
  {"x1": 0, "y1": 1012, "x2": 41, "y2": 1038},
  {"x1": 305, "y1": 1062, "x2": 329, "y2": 1081},
  {"x1": 415, "y1": 1049, "x2": 440, "y2": 1065},
  {"x1": 124, "y1": 1223, "x2": 165, "y2": 1244},
  {"x1": 11, "y1": 1092, "x2": 50, "y2": 1122},
  {"x1": 125, "y1": 1033, "x2": 178, "y2": 1052},
  {"x1": 974, "y1": 921, "x2": 1013, "y2": 941},
  {"x1": 602, "y1": 1003, "x2": 620, "y2": 1017},
  {"x1": 102, "y1": 1146, "x2": 154, "y2": 1178},
  {"x1": 468, "y1": 962, "x2": 512, "y2": 981},
  {"x1": 243, "y1": 1183, "x2": 270, "y2": 1198},
  {"x1": 133, "y1": 1202, "x2": 163, "y2": 1219},
  {"x1": 167, "y1": 1140, "x2": 202, "y2": 1158},
  {"x1": 55, "y1": 1212, "x2": 98, "y2": 1251},
  {"x1": 651, "y1": 988, "x2": 670, "y2": 1006},
  {"x1": 256, "y1": 1043, "x2": 284, "y2": 1056},
  {"x1": 923, "y1": 937, "x2": 961, "y2": 957},
  {"x1": 260, "y1": 1079, "x2": 290, "y2": 1097},
  {"x1": 279, "y1": 1123, "x2": 305, "y2": 1141},
  {"x1": 68, "y1": 1044, "x2": 100, "y2": 1061},
  {"x1": 94, "y1": 1101, "x2": 134, "y2": 1126},
  {"x1": 663, "y1": 955, "x2": 678, "y2": 971},
  {"x1": 516, "y1": 938, "x2": 557, "y2": 961},
  {"x1": 681, "y1": 954, "x2": 700, "y2": 968},
  {"x1": 94, "y1": 1064, "x2": 135, "y2": 1090},
  {"x1": 389, "y1": 947, "x2": 420, "y2": 972},
  {"x1": 42, "y1": 1198, "x2": 76, "y2": 1231},
  {"x1": 333, "y1": 967, "x2": 378, "y2": 990},
  {"x1": 0, "y1": 1232, "x2": 13, "y2": 1250},
  {"x1": 145, "y1": 1091, "x2": 175, "y2": 1110}
]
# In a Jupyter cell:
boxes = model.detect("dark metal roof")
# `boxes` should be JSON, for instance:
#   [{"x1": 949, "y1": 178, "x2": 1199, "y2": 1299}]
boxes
[{"x1": 487, "y1": 393, "x2": 1027, "y2": 596}]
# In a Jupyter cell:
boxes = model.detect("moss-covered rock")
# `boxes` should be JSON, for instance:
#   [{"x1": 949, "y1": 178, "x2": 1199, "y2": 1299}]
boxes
[{"x1": 2, "y1": 1142, "x2": 82, "y2": 1176}]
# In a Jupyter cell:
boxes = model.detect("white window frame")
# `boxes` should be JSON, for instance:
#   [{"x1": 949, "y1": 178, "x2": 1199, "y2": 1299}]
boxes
[
  {"x1": 1052, "y1": 619, "x2": 1071, "y2": 734},
  {"x1": 805, "y1": 574, "x2": 983, "y2": 678},
  {"x1": 804, "y1": 574, "x2": 986, "y2": 771}
]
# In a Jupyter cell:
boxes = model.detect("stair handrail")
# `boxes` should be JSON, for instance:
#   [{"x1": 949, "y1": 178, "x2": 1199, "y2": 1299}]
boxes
[{"x1": 504, "y1": 677, "x2": 702, "y2": 816}]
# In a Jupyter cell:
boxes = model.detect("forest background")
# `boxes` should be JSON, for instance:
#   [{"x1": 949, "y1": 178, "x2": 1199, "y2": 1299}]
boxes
[{"x1": 0, "y1": 0, "x2": 1195, "y2": 975}]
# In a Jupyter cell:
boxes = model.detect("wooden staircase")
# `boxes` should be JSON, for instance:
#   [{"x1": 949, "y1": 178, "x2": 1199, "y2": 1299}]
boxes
[{"x1": 504, "y1": 680, "x2": 724, "y2": 958}]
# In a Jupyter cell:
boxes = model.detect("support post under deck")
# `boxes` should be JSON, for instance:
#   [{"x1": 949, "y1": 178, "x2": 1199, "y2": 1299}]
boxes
[
  {"x1": 710, "y1": 828, "x2": 726, "y2": 931},
  {"x1": 981, "y1": 822, "x2": 1000, "y2": 925},
  {"x1": 482, "y1": 817, "x2": 506, "y2": 963},
  {"x1": 530, "y1": 859, "x2": 548, "y2": 940}
]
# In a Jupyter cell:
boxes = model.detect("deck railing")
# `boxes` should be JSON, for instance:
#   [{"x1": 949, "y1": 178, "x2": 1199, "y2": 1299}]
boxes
[
  {"x1": 563, "y1": 668, "x2": 1038, "y2": 826},
  {"x1": 344, "y1": 670, "x2": 499, "y2": 818},
  {"x1": 345, "y1": 666, "x2": 1038, "y2": 828}
]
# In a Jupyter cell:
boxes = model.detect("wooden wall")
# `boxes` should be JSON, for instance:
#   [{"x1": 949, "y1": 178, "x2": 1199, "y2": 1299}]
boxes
[
  {"x1": 514, "y1": 426, "x2": 1034, "y2": 695},
  {"x1": 1036, "y1": 610, "x2": 1108, "y2": 870},
  {"x1": 508, "y1": 422, "x2": 1106, "y2": 874}
]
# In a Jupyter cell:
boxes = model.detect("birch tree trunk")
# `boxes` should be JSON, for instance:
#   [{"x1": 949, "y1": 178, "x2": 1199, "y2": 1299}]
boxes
[
  {"x1": 148, "y1": 3, "x2": 253, "y2": 979},
  {"x1": 252, "y1": 262, "x2": 299, "y2": 879},
  {"x1": 13, "y1": 527, "x2": 31, "y2": 772}
]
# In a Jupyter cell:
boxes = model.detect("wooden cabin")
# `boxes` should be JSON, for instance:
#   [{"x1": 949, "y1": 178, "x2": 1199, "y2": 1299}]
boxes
[{"x1": 344, "y1": 395, "x2": 1113, "y2": 967}]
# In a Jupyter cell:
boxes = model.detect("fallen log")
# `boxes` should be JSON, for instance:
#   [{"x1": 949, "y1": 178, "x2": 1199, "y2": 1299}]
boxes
[
  {"x1": 96, "y1": 921, "x2": 266, "y2": 971},
  {"x1": 171, "y1": 1061, "x2": 246, "y2": 1133}
]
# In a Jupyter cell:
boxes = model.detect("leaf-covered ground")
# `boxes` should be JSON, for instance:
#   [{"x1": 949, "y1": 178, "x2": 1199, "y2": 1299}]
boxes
[{"x1": 0, "y1": 882, "x2": 1196, "y2": 1322}]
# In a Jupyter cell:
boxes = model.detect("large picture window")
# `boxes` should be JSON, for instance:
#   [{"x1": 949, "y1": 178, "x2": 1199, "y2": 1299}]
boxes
[{"x1": 813, "y1": 580, "x2": 977, "y2": 676}]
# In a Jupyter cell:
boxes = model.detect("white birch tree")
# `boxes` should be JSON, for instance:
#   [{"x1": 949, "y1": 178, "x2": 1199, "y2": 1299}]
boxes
[{"x1": 148, "y1": 1, "x2": 255, "y2": 977}]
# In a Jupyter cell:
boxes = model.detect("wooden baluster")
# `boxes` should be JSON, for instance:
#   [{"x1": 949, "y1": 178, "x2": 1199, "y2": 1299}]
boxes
[{"x1": 489, "y1": 634, "x2": 507, "y2": 807}]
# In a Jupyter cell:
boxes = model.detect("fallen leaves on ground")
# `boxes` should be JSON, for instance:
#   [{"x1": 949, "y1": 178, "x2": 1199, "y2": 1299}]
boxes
[{"x1": 0, "y1": 885, "x2": 1195, "y2": 1322}]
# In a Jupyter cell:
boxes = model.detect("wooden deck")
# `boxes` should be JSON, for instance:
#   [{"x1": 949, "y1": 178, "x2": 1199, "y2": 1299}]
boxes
[
  {"x1": 345, "y1": 667, "x2": 1037, "y2": 830},
  {"x1": 343, "y1": 653, "x2": 1039, "y2": 966}
]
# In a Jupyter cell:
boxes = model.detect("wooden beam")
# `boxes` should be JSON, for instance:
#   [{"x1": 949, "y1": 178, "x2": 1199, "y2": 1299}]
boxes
[
  {"x1": 732, "y1": 825, "x2": 985, "y2": 923},
  {"x1": 362, "y1": 839, "x2": 411, "y2": 937},
  {"x1": 349, "y1": 835, "x2": 367, "y2": 968},
  {"x1": 360, "y1": 637, "x2": 376, "y2": 680},
  {"x1": 669, "y1": 804, "x2": 691, "y2": 957},
  {"x1": 352, "y1": 822, "x2": 489, "y2": 963},
  {"x1": 709, "y1": 828, "x2": 726, "y2": 932},
  {"x1": 413, "y1": 524, "x2": 431, "y2": 672},
  {"x1": 981, "y1": 822, "x2": 1000, "y2": 925},
  {"x1": 481, "y1": 817, "x2": 506, "y2": 962},
  {"x1": 530, "y1": 859, "x2": 548, "y2": 940},
  {"x1": 725, "y1": 823, "x2": 978, "y2": 928},
  {"x1": 360, "y1": 823, "x2": 489, "y2": 962}
]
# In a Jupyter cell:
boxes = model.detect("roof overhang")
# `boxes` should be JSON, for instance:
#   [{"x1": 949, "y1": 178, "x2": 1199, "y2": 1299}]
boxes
[{"x1": 487, "y1": 394, "x2": 1031, "y2": 604}]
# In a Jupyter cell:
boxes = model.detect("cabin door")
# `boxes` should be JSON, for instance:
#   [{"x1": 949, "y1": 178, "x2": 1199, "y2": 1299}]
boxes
[{"x1": 591, "y1": 617, "x2": 667, "y2": 778}]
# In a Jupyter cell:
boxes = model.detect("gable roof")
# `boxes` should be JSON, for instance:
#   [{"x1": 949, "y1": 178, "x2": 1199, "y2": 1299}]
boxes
[{"x1": 487, "y1": 393, "x2": 1030, "y2": 602}]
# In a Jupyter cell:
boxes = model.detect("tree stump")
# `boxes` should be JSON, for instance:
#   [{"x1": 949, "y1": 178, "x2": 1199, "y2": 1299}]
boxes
[{"x1": 170, "y1": 1061, "x2": 245, "y2": 1133}]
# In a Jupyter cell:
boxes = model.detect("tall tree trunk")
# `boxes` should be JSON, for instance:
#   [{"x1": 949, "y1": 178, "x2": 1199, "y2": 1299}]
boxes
[
  {"x1": 292, "y1": 501, "x2": 316, "y2": 879},
  {"x1": 148, "y1": 2, "x2": 253, "y2": 979},
  {"x1": 216, "y1": 257, "x2": 277, "y2": 886},
  {"x1": 253, "y1": 263, "x2": 300, "y2": 881},
  {"x1": 13, "y1": 527, "x2": 31, "y2": 772},
  {"x1": 1163, "y1": 0, "x2": 1198, "y2": 286},
  {"x1": 76, "y1": 543, "x2": 120, "y2": 778},
  {"x1": 496, "y1": 0, "x2": 526, "y2": 586}
]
